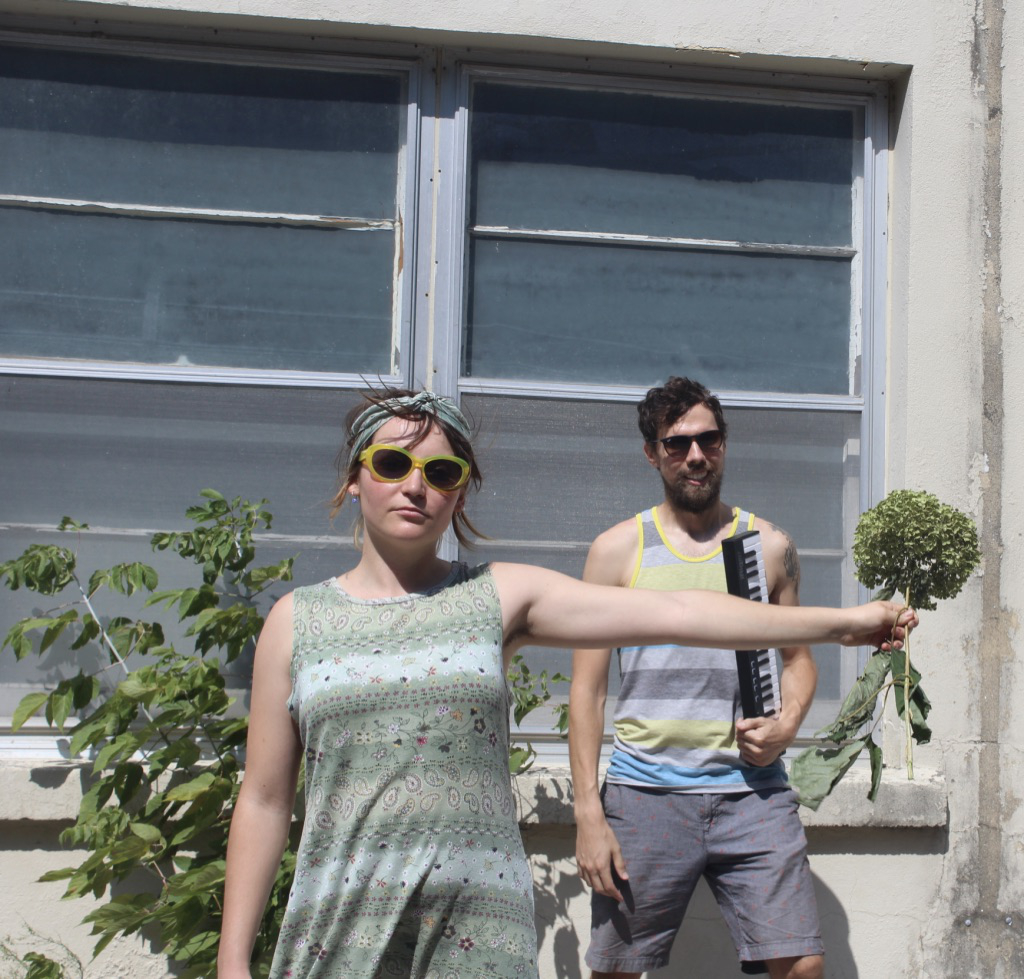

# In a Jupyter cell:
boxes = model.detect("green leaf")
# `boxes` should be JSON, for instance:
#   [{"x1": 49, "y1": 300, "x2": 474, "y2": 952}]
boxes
[
  {"x1": 166, "y1": 772, "x2": 216, "y2": 802},
  {"x1": 890, "y1": 648, "x2": 933, "y2": 744},
  {"x1": 115, "y1": 764, "x2": 147, "y2": 806},
  {"x1": 508, "y1": 745, "x2": 536, "y2": 774},
  {"x1": 47, "y1": 686, "x2": 75, "y2": 731},
  {"x1": 165, "y1": 860, "x2": 226, "y2": 895},
  {"x1": 172, "y1": 927, "x2": 221, "y2": 961},
  {"x1": 40, "y1": 610, "x2": 79, "y2": 654},
  {"x1": 117, "y1": 675, "x2": 161, "y2": 702},
  {"x1": 0, "y1": 543, "x2": 77, "y2": 594},
  {"x1": 37, "y1": 866, "x2": 76, "y2": 883},
  {"x1": 108, "y1": 834, "x2": 154, "y2": 864},
  {"x1": 12, "y1": 691, "x2": 50, "y2": 732},
  {"x1": 58, "y1": 516, "x2": 89, "y2": 532},
  {"x1": 71, "y1": 673, "x2": 101, "y2": 710},
  {"x1": 790, "y1": 738, "x2": 869, "y2": 811},
  {"x1": 21, "y1": 951, "x2": 66, "y2": 979},
  {"x1": 4, "y1": 616, "x2": 73, "y2": 660},
  {"x1": 130, "y1": 821, "x2": 164, "y2": 845}
]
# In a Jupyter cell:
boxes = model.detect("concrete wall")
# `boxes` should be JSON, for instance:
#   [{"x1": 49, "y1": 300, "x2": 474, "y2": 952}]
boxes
[{"x1": 1, "y1": 0, "x2": 1020, "y2": 976}]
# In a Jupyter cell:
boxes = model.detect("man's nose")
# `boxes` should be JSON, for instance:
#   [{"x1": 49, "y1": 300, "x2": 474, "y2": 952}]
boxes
[{"x1": 686, "y1": 441, "x2": 707, "y2": 464}]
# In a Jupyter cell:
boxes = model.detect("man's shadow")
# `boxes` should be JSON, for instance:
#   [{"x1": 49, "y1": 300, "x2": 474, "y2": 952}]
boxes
[
  {"x1": 657, "y1": 874, "x2": 855, "y2": 978},
  {"x1": 525, "y1": 837, "x2": 856, "y2": 979}
]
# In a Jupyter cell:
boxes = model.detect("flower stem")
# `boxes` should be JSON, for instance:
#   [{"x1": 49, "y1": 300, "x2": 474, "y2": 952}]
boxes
[{"x1": 904, "y1": 587, "x2": 914, "y2": 779}]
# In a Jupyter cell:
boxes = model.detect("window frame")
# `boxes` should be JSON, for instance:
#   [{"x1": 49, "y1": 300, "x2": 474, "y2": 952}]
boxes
[
  {"x1": 439, "y1": 57, "x2": 889, "y2": 755},
  {"x1": 0, "y1": 27, "x2": 890, "y2": 756},
  {"x1": 0, "y1": 29, "x2": 430, "y2": 389}
]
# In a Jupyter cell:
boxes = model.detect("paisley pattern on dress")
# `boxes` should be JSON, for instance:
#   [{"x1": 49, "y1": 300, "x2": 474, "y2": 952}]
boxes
[{"x1": 270, "y1": 563, "x2": 538, "y2": 979}]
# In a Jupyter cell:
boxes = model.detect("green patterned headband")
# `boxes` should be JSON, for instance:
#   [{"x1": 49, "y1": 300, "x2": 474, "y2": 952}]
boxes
[{"x1": 347, "y1": 392, "x2": 472, "y2": 469}]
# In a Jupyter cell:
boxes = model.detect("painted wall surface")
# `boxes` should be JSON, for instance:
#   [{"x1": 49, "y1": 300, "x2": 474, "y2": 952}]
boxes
[{"x1": 0, "y1": 0, "x2": 1020, "y2": 977}]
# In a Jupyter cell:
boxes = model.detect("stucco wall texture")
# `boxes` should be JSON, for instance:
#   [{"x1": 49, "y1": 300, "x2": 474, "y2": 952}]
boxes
[{"x1": 0, "y1": 1, "x2": 1020, "y2": 977}]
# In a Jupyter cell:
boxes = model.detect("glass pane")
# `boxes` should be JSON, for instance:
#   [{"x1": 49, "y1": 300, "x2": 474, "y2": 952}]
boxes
[
  {"x1": 471, "y1": 82, "x2": 855, "y2": 246},
  {"x1": 800, "y1": 556, "x2": 845, "y2": 708},
  {"x1": 0, "y1": 44, "x2": 403, "y2": 215},
  {"x1": 462, "y1": 395, "x2": 859, "y2": 551},
  {"x1": 465, "y1": 238, "x2": 852, "y2": 393},
  {"x1": 0, "y1": 376, "x2": 367, "y2": 706},
  {"x1": 460, "y1": 394, "x2": 861, "y2": 731},
  {"x1": 0, "y1": 208, "x2": 396, "y2": 372},
  {"x1": 723, "y1": 408, "x2": 861, "y2": 551},
  {"x1": 0, "y1": 376, "x2": 364, "y2": 533}
]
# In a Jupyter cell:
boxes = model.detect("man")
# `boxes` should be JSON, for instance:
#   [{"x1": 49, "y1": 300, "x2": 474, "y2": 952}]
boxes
[{"x1": 569, "y1": 376, "x2": 823, "y2": 979}]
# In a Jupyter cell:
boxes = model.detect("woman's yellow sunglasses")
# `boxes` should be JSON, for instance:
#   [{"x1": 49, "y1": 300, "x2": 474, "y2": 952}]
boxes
[{"x1": 358, "y1": 444, "x2": 470, "y2": 492}]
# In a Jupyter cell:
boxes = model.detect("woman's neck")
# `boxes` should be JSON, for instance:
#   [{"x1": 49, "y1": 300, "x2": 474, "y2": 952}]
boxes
[{"x1": 341, "y1": 544, "x2": 454, "y2": 599}]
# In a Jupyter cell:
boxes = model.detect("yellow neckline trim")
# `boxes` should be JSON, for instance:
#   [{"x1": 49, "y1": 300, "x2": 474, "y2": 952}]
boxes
[{"x1": 651, "y1": 504, "x2": 743, "y2": 563}]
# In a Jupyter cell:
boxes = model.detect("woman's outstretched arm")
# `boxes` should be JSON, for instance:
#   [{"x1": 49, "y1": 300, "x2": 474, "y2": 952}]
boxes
[
  {"x1": 492, "y1": 563, "x2": 917, "y2": 659},
  {"x1": 218, "y1": 595, "x2": 303, "y2": 979}
]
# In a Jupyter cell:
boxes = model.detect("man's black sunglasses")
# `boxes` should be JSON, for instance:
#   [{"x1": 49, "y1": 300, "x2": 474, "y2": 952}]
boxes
[{"x1": 651, "y1": 430, "x2": 724, "y2": 455}]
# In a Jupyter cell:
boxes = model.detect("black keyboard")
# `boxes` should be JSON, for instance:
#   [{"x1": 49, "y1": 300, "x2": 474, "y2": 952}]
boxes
[{"x1": 722, "y1": 529, "x2": 782, "y2": 719}]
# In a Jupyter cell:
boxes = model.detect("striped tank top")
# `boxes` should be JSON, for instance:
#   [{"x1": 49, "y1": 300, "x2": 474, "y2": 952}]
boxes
[{"x1": 606, "y1": 505, "x2": 788, "y2": 793}]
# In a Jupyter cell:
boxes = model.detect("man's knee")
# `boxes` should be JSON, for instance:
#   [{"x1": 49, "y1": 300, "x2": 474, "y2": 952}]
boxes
[{"x1": 767, "y1": 954, "x2": 824, "y2": 979}]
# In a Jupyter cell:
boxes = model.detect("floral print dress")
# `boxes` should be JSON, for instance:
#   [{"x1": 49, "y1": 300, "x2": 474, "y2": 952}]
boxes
[{"x1": 270, "y1": 563, "x2": 538, "y2": 979}]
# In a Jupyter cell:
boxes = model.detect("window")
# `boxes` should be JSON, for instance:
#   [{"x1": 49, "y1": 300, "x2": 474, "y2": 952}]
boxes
[
  {"x1": 456, "y1": 66, "x2": 886, "y2": 748},
  {"x1": 0, "y1": 34, "x2": 887, "y2": 751}
]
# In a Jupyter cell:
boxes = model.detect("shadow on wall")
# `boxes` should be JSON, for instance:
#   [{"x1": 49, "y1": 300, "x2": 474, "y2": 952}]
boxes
[
  {"x1": 522, "y1": 824, "x2": 856, "y2": 979},
  {"x1": 524, "y1": 825, "x2": 587, "y2": 979},
  {"x1": 665, "y1": 874, "x2": 855, "y2": 978}
]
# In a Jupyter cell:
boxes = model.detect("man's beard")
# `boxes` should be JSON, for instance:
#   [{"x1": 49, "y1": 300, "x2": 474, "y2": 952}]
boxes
[{"x1": 664, "y1": 467, "x2": 723, "y2": 513}]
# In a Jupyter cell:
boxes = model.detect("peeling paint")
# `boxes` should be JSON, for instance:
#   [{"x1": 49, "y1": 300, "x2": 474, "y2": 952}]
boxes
[{"x1": 968, "y1": 452, "x2": 990, "y2": 513}]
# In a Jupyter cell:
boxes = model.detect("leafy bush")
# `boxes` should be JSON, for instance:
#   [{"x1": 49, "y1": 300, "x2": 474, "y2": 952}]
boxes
[{"x1": 1, "y1": 492, "x2": 296, "y2": 977}]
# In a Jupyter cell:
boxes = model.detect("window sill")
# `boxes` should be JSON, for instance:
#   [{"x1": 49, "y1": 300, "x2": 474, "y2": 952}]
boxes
[
  {"x1": 512, "y1": 765, "x2": 947, "y2": 828},
  {"x1": 0, "y1": 760, "x2": 946, "y2": 829}
]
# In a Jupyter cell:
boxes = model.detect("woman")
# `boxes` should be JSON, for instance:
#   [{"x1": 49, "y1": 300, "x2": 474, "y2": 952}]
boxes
[{"x1": 217, "y1": 389, "x2": 916, "y2": 979}]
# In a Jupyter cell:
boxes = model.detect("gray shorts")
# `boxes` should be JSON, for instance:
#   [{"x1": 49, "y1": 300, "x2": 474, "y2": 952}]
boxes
[{"x1": 585, "y1": 782, "x2": 823, "y2": 975}]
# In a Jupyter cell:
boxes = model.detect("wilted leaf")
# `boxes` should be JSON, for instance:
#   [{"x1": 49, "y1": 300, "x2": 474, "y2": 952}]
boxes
[
  {"x1": 814, "y1": 650, "x2": 891, "y2": 742},
  {"x1": 867, "y1": 739, "x2": 884, "y2": 802},
  {"x1": 790, "y1": 738, "x2": 868, "y2": 811}
]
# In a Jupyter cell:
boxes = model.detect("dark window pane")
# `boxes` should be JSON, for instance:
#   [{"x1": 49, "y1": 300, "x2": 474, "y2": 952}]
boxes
[
  {"x1": 0, "y1": 44, "x2": 403, "y2": 215},
  {"x1": 0, "y1": 375, "x2": 361, "y2": 533},
  {"x1": 471, "y1": 82, "x2": 855, "y2": 246},
  {"x1": 465, "y1": 238, "x2": 852, "y2": 393},
  {"x1": 0, "y1": 209, "x2": 396, "y2": 372}
]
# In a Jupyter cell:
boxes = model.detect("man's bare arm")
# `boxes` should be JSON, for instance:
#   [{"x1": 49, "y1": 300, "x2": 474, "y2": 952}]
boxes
[{"x1": 569, "y1": 521, "x2": 634, "y2": 901}]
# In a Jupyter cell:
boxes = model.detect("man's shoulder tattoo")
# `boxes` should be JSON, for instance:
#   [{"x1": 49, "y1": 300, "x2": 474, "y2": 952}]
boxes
[{"x1": 782, "y1": 531, "x2": 801, "y2": 589}]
